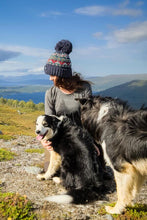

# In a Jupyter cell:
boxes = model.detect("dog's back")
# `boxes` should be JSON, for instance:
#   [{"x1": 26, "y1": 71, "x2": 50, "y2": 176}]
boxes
[{"x1": 79, "y1": 96, "x2": 147, "y2": 166}]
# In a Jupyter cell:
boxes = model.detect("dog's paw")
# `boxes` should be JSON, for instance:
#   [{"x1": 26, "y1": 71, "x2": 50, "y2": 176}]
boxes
[
  {"x1": 37, "y1": 173, "x2": 46, "y2": 180},
  {"x1": 105, "y1": 205, "x2": 125, "y2": 214},
  {"x1": 52, "y1": 177, "x2": 61, "y2": 184},
  {"x1": 37, "y1": 173, "x2": 51, "y2": 180}
]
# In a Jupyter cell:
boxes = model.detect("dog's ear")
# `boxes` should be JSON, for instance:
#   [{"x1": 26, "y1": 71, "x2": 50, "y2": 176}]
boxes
[
  {"x1": 50, "y1": 118, "x2": 63, "y2": 140},
  {"x1": 57, "y1": 120, "x2": 62, "y2": 129},
  {"x1": 75, "y1": 96, "x2": 93, "y2": 105},
  {"x1": 75, "y1": 98, "x2": 88, "y2": 105}
]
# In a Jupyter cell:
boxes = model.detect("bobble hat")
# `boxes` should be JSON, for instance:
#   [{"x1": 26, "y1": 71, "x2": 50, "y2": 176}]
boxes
[{"x1": 44, "y1": 40, "x2": 72, "y2": 78}]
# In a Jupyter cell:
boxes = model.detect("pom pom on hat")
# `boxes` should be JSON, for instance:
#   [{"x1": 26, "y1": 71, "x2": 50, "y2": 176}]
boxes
[
  {"x1": 44, "y1": 39, "x2": 73, "y2": 78},
  {"x1": 55, "y1": 40, "x2": 72, "y2": 54}
]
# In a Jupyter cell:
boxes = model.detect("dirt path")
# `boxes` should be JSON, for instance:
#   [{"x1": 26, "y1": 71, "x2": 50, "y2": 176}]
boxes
[{"x1": 0, "y1": 136, "x2": 146, "y2": 219}]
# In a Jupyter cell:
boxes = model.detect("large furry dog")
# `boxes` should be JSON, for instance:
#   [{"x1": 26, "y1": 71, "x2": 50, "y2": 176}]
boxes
[
  {"x1": 77, "y1": 96, "x2": 147, "y2": 214},
  {"x1": 36, "y1": 114, "x2": 105, "y2": 204}
]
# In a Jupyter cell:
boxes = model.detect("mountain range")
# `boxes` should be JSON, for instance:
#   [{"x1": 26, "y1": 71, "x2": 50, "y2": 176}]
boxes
[
  {"x1": 0, "y1": 73, "x2": 147, "y2": 109},
  {"x1": 0, "y1": 74, "x2": 52, "y2": 87},
  {"x1": 1, "y1": 73, "x2": 147, "y2": 92},
  {"x1": 97, "y1": 80, "x2": 147, "y2": 109}
]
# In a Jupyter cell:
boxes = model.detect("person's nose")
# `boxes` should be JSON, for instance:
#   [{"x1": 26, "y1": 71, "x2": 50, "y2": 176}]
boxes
[{"x1": 50, "y1": 76, "x2": 53, "y2": 81}]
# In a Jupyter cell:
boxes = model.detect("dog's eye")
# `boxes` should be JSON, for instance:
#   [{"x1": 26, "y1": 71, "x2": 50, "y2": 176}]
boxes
[{"x1": 43, "y1": 122, "x2": 48, "y2": 127}]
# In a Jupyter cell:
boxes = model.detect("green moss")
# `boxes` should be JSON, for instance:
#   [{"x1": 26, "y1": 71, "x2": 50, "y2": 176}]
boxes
[
  {"x1": 0, "y1": 135, "x2": 15, "y2": 141},
  {"x1": 0, "y1": 192, "x2": 38, "y2": 220},
  {"x1": 15, "y1": 163, "x2": 21, "y2": 166},
  {"x1": 98, "y1": 203, "x2": 147, "y2": 219},
  {"x1": 0, "y1": 148, "x2": 17, "y2": 162},
  {"x1": 25, "y1": 148, "x2": 44, "y2": 154},
  {"x1": 125, "y1": 204, "x2": 147, "y2": 219}
]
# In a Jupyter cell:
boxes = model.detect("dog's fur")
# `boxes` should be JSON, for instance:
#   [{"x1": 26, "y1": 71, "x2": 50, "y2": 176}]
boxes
[
  {"x1": 36, "y1": 114, "x2": 105, "y2": 204},
  {"x1": 77, "y1": 96, "x2": 147, "y2": 214},
  {"x1": 36, "y1": 115, "x2": 61, "y2": 181}
]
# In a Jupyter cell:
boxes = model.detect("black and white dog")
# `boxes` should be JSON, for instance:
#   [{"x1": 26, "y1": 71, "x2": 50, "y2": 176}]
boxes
[
  {"x1": 36, "y1": 115, "x2": 105, "y2": 204},
  {"x1": 77, "y1": 96, "x2": 147, "y2": 214}
]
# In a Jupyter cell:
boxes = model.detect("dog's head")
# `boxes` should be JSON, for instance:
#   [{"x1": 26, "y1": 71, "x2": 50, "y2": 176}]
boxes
[
  {"x1": 75, "y1": 97, "x2": 95, "y2": 116},
  {"x1": 35, "y1": 115, "x2": 63, "y2": 141}
]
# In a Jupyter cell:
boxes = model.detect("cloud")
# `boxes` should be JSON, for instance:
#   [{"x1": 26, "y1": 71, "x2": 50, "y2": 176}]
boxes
[
  {"x1": 0, "y1": 44, "x2": 49, "y2": 59},
  {"x1": 93, "y1": 32, "x2": 103, "y2": 39},
  {"x1": 112, "y1": 21, "x2": 147, "y2": 43},
  {"x1": 40, "y1": 11, "x2": 63, "y2": 17},
  {"x1": 118, "y1": 0, "x2": 130, "y2": 8},
  {"x1": 0, "y1": 59, "x2": 44, "y2": 76},
  {"x1": 28, "y1": 66, "x2": 44, "y2": 73},
  {"x1": 0, "y1": 44, "x2": 51, "y2": 76},
  {"x1": 0, "y1": 49, "x2": 21, "y2": 61},
  {"x1": 75, "y1": 6, "x2": 107, "y2": 16},
  {"x1": 1, "y1": 68, "x2": 30, "y2": 73},
  {"x1": 112, "y1": 8, "x2": 142, "y2": 16},
  {"x1": 136, "y1": 1, "x2": 144, "y2": 7},
  {"x1": 74, "y1": 2, "x2": 142, "y2": 17}
]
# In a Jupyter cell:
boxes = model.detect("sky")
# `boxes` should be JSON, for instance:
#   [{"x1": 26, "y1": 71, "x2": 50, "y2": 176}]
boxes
[{"x1": 0, "y1": 0, "x2": 147, "y2": 78}]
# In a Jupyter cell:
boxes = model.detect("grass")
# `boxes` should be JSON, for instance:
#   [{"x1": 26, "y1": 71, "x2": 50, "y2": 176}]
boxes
[
  {"x1": 0, "y1": 148, "x2": 17, "y2": 162},
  {"x1": 0, "y1": 104, "x2": 43, "y2": 139},
  {"x1": 0, "y1": 134, "x2": 15, "y2": 141},
  {"x1": 98, "y1": 203, "x2": 147, "y2": 220},
  {"x1": 0, "y1": 191, "x2": 38, "y2": 220},
  {"x1": 25, "y1": 148, "x2": 44, "y2": 154},
  {"x1": 0, "y1": 104, "x2": 43, "y2": 219}
]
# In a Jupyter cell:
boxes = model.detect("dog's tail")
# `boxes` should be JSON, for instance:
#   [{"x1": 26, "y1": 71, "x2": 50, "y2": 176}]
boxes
[
  {"x1": 44, "y1": 194, "x2": 73, "y2": 204},
  {"x1": 44, "y1": 187, "x2": 104, "y2": 204}
]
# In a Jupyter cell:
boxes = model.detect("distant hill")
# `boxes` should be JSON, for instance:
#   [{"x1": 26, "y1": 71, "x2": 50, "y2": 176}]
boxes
[
  {"x1": 97, "y1": 80, "x2": 147, "y2": 109},
  {"x1": 0, "y1": 74, "x2": 147, "y2": 108},
  {"x1": 89, "y1": 73, "x2": 147, "y2": 92},
  {"x1": 0, "y1": 85, "x2": 50, "y2": 93},
  {"x1": 1, "y1": 73, "x2": 147, "y2": 92},
  {"x1": 0, "y1": 74, "x2": 52, "y2": 86}
]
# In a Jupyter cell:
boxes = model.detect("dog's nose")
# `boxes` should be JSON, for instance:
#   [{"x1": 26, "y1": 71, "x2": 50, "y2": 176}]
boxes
[{"x1": 36, "y1": 130, "x2": 40, "y2": 134}]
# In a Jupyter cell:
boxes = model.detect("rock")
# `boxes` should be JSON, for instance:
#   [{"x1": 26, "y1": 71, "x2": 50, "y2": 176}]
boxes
[
  {"x1": 17, "y1": 110, "x2": 22, "y2": 115},
  {"x1": 105, "y1": 214, "x2": 114, "y2": 220},
  {"x1": 0, "y1": 181, "x2": 5, "y2": 187},
  {"x1": 24, "y1": 166, "x2": 43, "y2": 175}
]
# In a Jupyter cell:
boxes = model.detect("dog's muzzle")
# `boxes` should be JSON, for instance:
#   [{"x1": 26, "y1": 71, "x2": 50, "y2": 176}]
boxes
[{"x1": 36, "y1": 130, "x2": 48, "y2": 141}]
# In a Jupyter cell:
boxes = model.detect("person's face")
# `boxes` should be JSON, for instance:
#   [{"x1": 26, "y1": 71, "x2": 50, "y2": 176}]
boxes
[{"x1": 49, "y1": 75, "x2": 58, "y2": 85}]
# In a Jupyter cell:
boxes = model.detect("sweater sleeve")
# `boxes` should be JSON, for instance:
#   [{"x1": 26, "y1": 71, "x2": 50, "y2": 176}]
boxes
[{"x1": 45, "y1": 87, "x2": 56, "y2": 115}]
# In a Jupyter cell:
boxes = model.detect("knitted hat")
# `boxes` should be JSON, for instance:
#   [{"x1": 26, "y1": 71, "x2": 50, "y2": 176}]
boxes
[{"x1": 44, "y1": 40, "x2": 72, "y2": 78}]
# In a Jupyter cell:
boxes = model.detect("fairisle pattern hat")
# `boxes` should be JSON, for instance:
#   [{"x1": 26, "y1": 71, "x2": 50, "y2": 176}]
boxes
[{"x1": 44, "y1": 40, "x2": 73, "y2": 78}]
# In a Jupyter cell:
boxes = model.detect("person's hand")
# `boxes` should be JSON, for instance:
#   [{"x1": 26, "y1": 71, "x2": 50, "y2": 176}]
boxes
[{"x1": 41, "y1": 139, "x2": 53, "y2": 151}]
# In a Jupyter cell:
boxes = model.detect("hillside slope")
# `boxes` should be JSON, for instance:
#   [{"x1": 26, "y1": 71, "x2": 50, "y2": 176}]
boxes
[
  {"x1": 90, "y1": 73, "x2": 147, "y2": 92},
  {"x1": 97, "y1": 80, "x2": 147, "y2": 109}
]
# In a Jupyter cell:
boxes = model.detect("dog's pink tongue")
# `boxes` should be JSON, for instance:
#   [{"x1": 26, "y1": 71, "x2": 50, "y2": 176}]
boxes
[{"x1": 36, "y1": 135, "x2": 43, "y2": 141}]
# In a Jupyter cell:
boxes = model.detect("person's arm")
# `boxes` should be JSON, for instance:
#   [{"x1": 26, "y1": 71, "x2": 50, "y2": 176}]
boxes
[
  {"x1": 41, "y1": 87, "x2": 56, "y2": 150},
  {"x1": 41, "y1": 139, "x2": 53, "y2": 151},
  {"x1": 45, "y1": 87, "x2": 56, "y2": 115}
]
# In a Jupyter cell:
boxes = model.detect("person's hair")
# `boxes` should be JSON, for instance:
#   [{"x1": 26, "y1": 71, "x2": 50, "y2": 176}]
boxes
[{"x1": 54, "y1": 72, "x2": 92, "y2": 91}]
